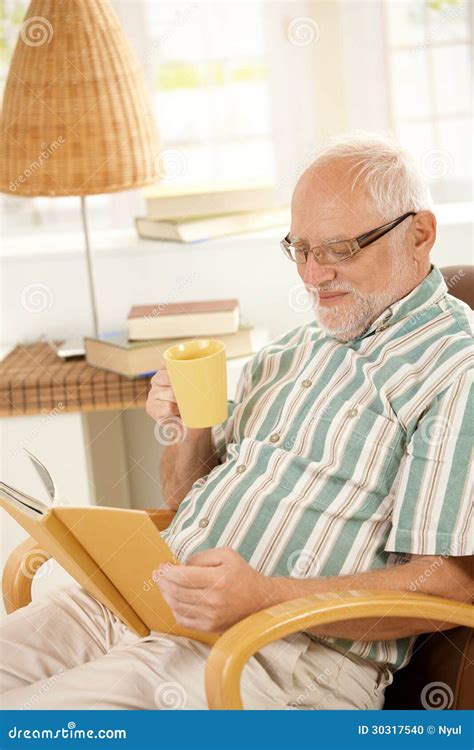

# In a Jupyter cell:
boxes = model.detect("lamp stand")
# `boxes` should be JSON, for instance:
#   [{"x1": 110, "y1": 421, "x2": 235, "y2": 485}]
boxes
[{"x1": 80, "y1": 195, "x2": 100, "y2": 338}]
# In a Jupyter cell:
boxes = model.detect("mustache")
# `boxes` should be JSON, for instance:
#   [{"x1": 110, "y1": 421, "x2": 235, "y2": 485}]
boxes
[{"x1": 305, "y1": 281, "x2": 355, "y2": 295}]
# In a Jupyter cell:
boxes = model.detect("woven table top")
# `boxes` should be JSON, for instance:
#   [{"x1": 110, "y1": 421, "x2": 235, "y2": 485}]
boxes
[{"x1": 0, "y1": 342, "x2": 150, "y2": 417}]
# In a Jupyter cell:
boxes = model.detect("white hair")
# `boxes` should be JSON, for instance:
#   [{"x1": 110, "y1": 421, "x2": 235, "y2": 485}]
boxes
[{"x1": 308, "y1": 131, "x2": 433, "y2": 220}]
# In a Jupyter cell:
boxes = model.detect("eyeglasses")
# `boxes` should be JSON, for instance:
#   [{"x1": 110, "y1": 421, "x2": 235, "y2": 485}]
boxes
[{"x1": 281, "y1": 212, "x2": 416, "y2": 265}]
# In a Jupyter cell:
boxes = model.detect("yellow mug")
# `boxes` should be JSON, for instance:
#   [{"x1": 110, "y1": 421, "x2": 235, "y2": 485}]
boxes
[{"x1": 163, "y1": 338, "x2": 228, "y2": 428}]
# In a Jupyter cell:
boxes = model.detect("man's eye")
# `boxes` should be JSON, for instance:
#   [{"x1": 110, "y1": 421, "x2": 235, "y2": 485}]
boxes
[{"x1": 324, "y1": 247, "x2": 349, "y2": 260}]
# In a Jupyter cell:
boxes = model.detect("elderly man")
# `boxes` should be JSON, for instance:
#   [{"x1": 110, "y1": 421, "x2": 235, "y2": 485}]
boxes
[{"x1": 1, "y1": 134, "x2": 472, "y2": 710}]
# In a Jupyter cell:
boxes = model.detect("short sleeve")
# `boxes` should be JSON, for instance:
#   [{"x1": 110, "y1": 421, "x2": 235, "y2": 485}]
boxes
[
  {"x1": 210, "y1": 354, "x2": 255, "y2": 464},
  {"x1": 385, "y1": 369, "x2": 473, "y2": 556}
]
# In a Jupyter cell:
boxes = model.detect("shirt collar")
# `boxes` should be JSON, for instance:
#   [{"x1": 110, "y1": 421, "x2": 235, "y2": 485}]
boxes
[{"x1": 354, "y1": 264, "x2": 448, "y2": 340}]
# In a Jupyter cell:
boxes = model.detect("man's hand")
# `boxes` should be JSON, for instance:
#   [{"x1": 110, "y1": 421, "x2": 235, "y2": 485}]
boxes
[
  {"x1": 153, "y1": 548, "x2": 268, "y2": 632},
  {"x1": 146, "y1": 368, "x2": 209, "y2": 442}
]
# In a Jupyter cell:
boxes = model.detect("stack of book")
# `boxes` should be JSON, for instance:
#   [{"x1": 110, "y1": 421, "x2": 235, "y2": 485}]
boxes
[
  {"x1": 84, "y1": 297, "x2": 269, "y2": 378},
  {"x1": 135, "y1": 181, "x2": 289, "y2": 242}
]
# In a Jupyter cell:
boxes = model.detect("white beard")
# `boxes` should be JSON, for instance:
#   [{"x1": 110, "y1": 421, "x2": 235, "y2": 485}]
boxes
[{"x1": 310, "y1": 250, "x2": 417, "y2": 342}]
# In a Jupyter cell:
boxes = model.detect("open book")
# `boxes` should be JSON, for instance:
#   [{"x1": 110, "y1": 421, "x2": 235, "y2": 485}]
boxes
[{"x1": 0, "y1": 451, "x2": 218, "y2": 646}]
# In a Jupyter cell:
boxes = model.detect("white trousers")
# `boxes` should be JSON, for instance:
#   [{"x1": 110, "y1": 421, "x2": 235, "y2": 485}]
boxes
[{"x1": 0, "y1": 585, "x2": 393, "y2": 710}]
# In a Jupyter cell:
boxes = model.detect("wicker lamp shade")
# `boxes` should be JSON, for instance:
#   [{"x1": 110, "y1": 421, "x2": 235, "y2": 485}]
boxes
[{"x1": 1, "y1": 0, "x2": 159, "y2": 196}]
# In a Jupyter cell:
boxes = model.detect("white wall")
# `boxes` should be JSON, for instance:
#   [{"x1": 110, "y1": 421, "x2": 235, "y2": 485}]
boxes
[{"x1": 0, "y1": 227, "x2": 314, "y2": 348}]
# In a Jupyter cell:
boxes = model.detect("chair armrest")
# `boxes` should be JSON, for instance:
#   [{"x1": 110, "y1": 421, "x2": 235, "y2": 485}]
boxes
[
  {"x1": 205, "y1": 590, "x2": 474, "y2": 710},
  {"x1": 2, "y1": 537, "x2": 51, "y2": 613}
]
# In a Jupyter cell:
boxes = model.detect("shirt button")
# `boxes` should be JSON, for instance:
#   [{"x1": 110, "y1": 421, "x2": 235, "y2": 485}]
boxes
[
  {"x1": 347, "y1": 407, "x2": 359, "y2": 418},
  {"x1": 302, "y1": 379, "x2": 312, "y2": 388},
  {"x1": 377, "y1": 323, "x2": 389, "y2": 331},
  {"x1": 269, "y1": 433, "x2": 280, "y2": 443},
  {"x1": 236, "y1": 464, "x2": 247, "y2": 474},
  {"x1": 198, "y1": 518, "x2": 209, "y2": 528}
]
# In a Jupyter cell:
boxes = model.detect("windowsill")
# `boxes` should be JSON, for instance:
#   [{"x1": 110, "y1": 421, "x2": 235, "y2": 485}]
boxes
[{"x1": 1, "y1": 202, "x2": 472, "y2": 259}]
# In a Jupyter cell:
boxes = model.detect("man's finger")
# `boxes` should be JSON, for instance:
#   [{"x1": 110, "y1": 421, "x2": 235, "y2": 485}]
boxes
[
  {"x1": 157, "y1": 578, "x2": 210, "y2": 604},
  {"x1": 149, "y1": 386, "x2": 177, "y2": 403},
  {"x1": 155, "y1": 563, "x2": 222, "y2": 589},
  {"x1": 150, "y1": 369, "x2": 171, "y2": 386},
  {"x1": 186, "y1": 549, "x2": 230, "y2": 567}
]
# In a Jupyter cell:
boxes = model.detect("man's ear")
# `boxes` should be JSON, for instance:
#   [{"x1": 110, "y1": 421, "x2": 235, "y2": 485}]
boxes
[{"x1": 410, "y1": 210, "x2": 436, "y2": 261}]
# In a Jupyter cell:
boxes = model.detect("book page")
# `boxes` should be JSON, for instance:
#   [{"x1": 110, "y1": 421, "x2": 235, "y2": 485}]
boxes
[
  {"x1": 0, "y1": 481, "x2": 46, "y2": 515},
  {"x1": 23, "y1": 448, "x2": 58, "y2": 505}
]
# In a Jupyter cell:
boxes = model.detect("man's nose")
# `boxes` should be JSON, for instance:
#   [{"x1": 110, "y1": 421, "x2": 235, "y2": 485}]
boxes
[{"x1": 301, "y1": 255, "x2": 337, "y2": 286}]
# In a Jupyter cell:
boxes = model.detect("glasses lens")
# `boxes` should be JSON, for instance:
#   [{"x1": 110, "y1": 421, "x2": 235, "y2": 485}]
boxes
[
  {"x1": 282, "y1": 240, "x2": 354, "y2": 264},
  {"x1": 317, "y1": 242, "x2": 353, "y2": 264},
  {"x1": 282, "y1": 241, "x2": 306, "y2": 263}
]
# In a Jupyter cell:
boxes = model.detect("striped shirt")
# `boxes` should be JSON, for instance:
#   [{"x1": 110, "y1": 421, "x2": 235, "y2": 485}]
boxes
[{"x1": 162, "y1": 265, "x2": 473, "y2": 670}]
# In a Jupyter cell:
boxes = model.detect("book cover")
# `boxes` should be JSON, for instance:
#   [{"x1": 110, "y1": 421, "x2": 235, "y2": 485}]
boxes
[{"x1": 0, "y1": 451, "x2": 219, "y2": 645}]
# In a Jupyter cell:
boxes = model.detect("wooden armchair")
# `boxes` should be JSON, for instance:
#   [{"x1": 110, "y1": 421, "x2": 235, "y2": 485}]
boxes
[
  {"x1": 3, "y1": 509, "x2": 473, "y2": 710},
  {"x1": 3, "y1": 266, "x2": 473, "y2": 709}
]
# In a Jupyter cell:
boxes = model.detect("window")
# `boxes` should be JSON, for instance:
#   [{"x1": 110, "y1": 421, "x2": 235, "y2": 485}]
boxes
[
  {"x1": 1, "y1": 0, "x2": 275, "y2": 237},
  {"x1": 384, "y1": 0, "x2": 472, "y2": 203},
  {"x1": 142, "y1": 0, "x2": 275, "y2": 185}
]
